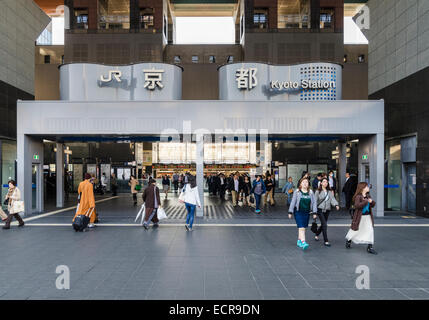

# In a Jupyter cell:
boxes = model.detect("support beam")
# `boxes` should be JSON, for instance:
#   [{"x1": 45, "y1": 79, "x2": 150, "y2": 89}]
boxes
[
  {"x1": 196, "y1": 136, "x2": 204, "y2": 217},
  {"x1": 338, "y1": 142, "x2": 347, "y2": 207},
  {"x1": 56, "y1": 143, "x2": 64, "y2": 207},
  {"x1": 358, "y1": 134, "x2": 384, "y2": 217}
]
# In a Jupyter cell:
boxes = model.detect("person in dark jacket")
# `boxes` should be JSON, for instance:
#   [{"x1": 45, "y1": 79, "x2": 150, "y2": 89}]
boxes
[
  {"x1": 217, "y1": 173, "x2": 227, "y2": 200},
  {"x1": 142, "y1": 178, "x2": 161, "y2": 230},
  {"x1": 264, "y1": 174, "x2": 275, "y2": 206},
  {"x1": 241, "y1": 176, "x2": 253, "y2": 207},
  {"x1": 342, "y1": 172, "x2": 358, "y2": 217},
  {"x1": 312, "y1": 173, "x2": 322, "y2": 190},
  {"x1": 162, "y1": 175, "x2": 170, "y2": 199},
  {"x1": 345, "y1": 182, "x2": 377, "y2": 254}
]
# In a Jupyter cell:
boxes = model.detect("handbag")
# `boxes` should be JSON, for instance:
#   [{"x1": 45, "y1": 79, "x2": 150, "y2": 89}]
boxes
[
  {"x1": 178, "y1": 185, "x2": 186, "y2": 203},
  {"x1": 12, "y1": 200, "x2": 25, "y2": 213},
  {"x1": 135, "y1": 184, "x2": 142, "y2": 191},
  {"x1": 311, "y1": 219, "x2": 318, "y2": 234},
  {"x1": 157, "y1": 207, "x2": 168, "y2": 220},
  {"x1": 288, "y1": 189, "x2": 294, "y2": 194},
  {"x1": 249, "y1": 195, "x2": 255, "y2": 204}
]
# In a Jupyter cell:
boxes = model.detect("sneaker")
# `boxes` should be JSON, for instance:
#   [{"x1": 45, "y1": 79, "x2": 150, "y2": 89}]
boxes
[
  {"x1": 255, "y1": 209, "x2": 261, "y2": 214},
  {"x1": 367, "y1": 245, "x2": 378, "y2": 255},
  {"x1": 18, "y1": 222, "x2": 25, "y2": 227},
  {"x1": 87, "y1": 224, "x2": 96, "y2": 228},
  {"x1": 301, "y1": 242, "x2": 309, "y2": 251},
  {"x1": 314, "y1": 236, "x2": 320, "y2": 241},
  {"x1": 324, "y1": 242, "x2": 331, "y2": 247},
  {"x1": 153, "y1": 223, "x2": 159, "y2": 228},
  {"x1": 345, "y1": 240, "x2": 352, "y2": 249},
  {"x1": 188, "y1": 227, "x2": 193, "y2": 232},
  {"x1": 143, "y1": 224, "x2": 149, "y2": 230},
  {"x1": 185, "y1": 224, "x2": 189, "y2": 231},
  {"x1": 2, "y1": 226, "x2": 10, "y2": 230},
  {"x1": 297, "y1": 239, "x2": 302, "y2": 247}
]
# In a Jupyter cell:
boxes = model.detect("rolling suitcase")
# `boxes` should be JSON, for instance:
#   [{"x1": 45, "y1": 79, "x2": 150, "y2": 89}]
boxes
[{"x1": 73, "y1": 208, "x2": 94, "y2": 232}]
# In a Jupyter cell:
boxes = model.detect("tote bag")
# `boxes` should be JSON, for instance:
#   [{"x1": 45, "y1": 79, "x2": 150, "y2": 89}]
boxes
[
  {"x1": 178, "y1": 185, "x2": 187, "y2": 203},
  {"x1": 12, "y1": 201, "x2": 25, "y2": 213}
]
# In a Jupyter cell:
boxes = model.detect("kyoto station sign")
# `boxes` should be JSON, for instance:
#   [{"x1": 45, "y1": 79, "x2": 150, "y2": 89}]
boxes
[{"x1": 219, "y1": 62, "x2": 342, "y2": 101}]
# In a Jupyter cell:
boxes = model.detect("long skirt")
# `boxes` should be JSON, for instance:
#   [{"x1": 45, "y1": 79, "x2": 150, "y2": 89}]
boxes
[{"x1": 346, "y1": 215, "x2": 374, "y2": 245}]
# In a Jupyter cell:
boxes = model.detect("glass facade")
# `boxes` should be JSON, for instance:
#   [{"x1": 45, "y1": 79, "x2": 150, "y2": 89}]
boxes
[
  {"x1": 278, "y1": 0, "x2": 310, "y2": 29},
  {"x1": 385, "y1": 140, "x2": 401, "y2": 211},
  {"x1": 98, "y1": 0, "x2": 130, "y2": 30}
]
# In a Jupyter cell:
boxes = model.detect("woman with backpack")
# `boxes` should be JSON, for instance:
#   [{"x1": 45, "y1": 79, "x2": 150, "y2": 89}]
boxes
[
  {"x1": 313, "y1": 178, "x2": 340, "y2": 247},
  {"x1": 180, "y1": 175, "x2": 201, "y2": 231},
  {"x1": 288, "y1": 178, "x2": 318, "y2": 250},
  {"x1": 345, "y1": 182, "x2": 377, "y2": 255}
]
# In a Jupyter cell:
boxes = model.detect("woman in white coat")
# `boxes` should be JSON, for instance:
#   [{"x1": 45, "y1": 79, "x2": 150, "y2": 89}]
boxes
[
  {"x1": 3, "y1": 180, "x2": 25, "y2": 230},
  {"x1": 181, "y1": 174, "x2": 201, "y2": 231}
]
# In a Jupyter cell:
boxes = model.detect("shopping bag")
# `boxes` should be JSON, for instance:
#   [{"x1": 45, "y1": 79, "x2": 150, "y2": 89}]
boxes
[
  {"x1": 12, "y1": 201, "x2": 25, "y2": 213},
  {"x1": 157, "y1": 207, "x2": 168, "y2": 220},
  {"x1": 178, "y1": 185, "x2": 186, "y2": 203},
  {"x1": 135, "y1": 203, "x2": 145, "y2": 223}
]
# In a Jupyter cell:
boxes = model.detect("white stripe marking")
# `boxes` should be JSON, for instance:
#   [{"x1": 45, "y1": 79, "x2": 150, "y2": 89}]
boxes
[{"x1": 22, "y1": 196, "x2": 119, "y2": 222}]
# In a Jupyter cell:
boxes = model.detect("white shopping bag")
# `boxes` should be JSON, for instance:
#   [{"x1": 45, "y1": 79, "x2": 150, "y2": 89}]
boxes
[
  {"x1": 157, "y1": 207, "x2": 168, "y2": 220},
  {"x1": 135, "y1": 203, "x2": 145, "y2": 224}
]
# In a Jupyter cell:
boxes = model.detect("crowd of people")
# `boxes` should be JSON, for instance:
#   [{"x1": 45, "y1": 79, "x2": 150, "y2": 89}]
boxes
[{"x1": 2, "y1": 167, "x2": 376, "y2": 254}]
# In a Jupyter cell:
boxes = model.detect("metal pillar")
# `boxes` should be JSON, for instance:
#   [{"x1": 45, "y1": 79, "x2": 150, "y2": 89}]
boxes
[
  {"x1": 196, "y1": 136, "x2": 204, "y2": 217},
  {"x1": 56, "y1": 143, "x2": 64, "y2": 207}
]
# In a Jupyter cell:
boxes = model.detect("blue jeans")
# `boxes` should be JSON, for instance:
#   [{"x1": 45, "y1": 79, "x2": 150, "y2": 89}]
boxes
[
  {"x1": 185, "y1": 203, "x2": 196, "y2": 228},
  {"x1": 254, "y1": 194, "x2": 262, "y2": 210}
]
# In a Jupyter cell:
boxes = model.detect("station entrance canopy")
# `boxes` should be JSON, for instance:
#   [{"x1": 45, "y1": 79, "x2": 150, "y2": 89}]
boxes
[{"x1": 17, "y1": 62, "x2": 384, "y2": 217}]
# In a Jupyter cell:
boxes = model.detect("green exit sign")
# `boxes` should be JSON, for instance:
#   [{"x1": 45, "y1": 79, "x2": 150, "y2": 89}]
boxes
[
  {"x1": 362, "y1": 155, "x2": 368, "y2": 160},
  {"x1": 33, "y1": 155, "x2": 39, "y2": 160}
]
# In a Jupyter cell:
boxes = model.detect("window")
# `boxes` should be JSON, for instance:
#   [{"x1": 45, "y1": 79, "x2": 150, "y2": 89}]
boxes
[
  {"x1": 98, "y1": 0, "x2": 130, "y2": 30},
  {"x1": 209, "y1": 55, "x2": 216, "y2": 63},
  {"x1": 278, "y1": 0, "x2": 310, "y2": 29},
  {"x1": 192, "y1": 56, "x2": 199, "y2": 63},
  {"x1": 173, "y1": 56, "x2": 181, "y2": 64},
  {"x1": 358, "y1": 54, "x2": 365, "y2": 63},
  {"x1": 140, "y1": 8, "x2": 154, "y2": 29},
  {"x1": 254, "y1": 8, "x2": 268, "y2": 29},
  {"x1": 75, "y1": 8, "x2": 88, "y2": 29},
  {"x1": 44, "y1": 55, "x2": 50, "y2": 64},
  {"x1": 320, "y1": 8, "x2": 334, "y2": 29},
  {"x1": 227, "y1": 55, "x2": 234, "y2": 63}
]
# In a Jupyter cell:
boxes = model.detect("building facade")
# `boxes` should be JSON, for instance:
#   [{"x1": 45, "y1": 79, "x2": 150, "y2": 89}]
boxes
[
  {"x1": 0, "y1": 0, "x2": 49, "y2": 206},
  {"x1": 367, "y1": 0, "x2": 429, "y2": 217}
]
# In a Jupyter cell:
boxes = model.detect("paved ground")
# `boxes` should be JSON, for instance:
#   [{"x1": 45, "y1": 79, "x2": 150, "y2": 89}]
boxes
[{"x1": 1, "y1": 195, "x2": 429, "y2": 300}]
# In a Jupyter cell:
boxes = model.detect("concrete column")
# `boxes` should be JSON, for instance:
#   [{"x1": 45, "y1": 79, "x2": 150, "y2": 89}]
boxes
[
  {"x1": 56, "y1": 143, "x2": 64, "y2": 207},
  {"x1": 17, "y1": 135, "x2": 44, "y2": 216},
  {"x1": 338, "y1": 142, "x2": 347, "y2": 207},
  {"x1": 375, "y1": 133, "x2": 385, "y2": 218},
  {"x1": 196, "y1": 136, "x2": 204, "y2": 217},
  {"x1": 358, "y1": 134, "x2": 384, "y2": 217}
]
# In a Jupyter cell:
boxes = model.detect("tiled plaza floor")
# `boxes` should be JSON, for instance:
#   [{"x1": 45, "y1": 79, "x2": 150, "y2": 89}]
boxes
[{"x1": 1, "y1": 195, "x2": 428, "y2": 300}]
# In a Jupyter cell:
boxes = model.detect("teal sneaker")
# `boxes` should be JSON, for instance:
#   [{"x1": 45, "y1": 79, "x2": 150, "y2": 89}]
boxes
[
  {"x1": 297, "y1": 239, "x2": 302, "y2": 247},
  {"x1": 301, "y1": 241, "x2": 309, "y2": 251}
]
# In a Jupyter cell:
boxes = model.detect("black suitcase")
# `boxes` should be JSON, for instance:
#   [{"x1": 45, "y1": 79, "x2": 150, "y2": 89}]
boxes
[{"x1": 73, "y1": 214, "x2": 90, "y2": 232}]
